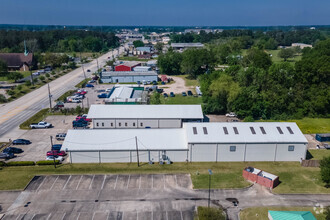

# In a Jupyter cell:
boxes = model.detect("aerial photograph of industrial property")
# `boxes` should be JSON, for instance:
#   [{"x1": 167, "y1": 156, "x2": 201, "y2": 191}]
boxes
[{"x1": 0, "y1": 0, "x2": 329, "y2": 219}]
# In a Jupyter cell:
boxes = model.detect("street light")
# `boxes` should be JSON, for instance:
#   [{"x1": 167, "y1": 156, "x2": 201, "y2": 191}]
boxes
[{"x1": 208, "y1": 169, "x2": 212, "y2": 208}]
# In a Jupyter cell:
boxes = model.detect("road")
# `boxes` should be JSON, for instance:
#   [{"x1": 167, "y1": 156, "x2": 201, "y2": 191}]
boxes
[
  {"x1": 0, "y1": 174, "x2": 329, "y2": 220},
  {"x1": 0, "y1": 46, "x2": 125, "y2": 140}
]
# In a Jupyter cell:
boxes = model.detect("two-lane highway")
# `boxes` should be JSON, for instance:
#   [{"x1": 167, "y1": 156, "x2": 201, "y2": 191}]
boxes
[{"x1": 0, "y1": 46, "x2": 125, "y2": 139}]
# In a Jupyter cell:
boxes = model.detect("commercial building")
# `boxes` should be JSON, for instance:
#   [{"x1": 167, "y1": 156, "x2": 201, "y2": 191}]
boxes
[
  {"x1": 115, "y1": 61, "x2": 141, "y2": 71},
  {"x1": 291, "y1": 43, "x2": 313, "y2": 49},
  {"x1": 63, "y1": 122, "x2": 308, "y2": 163},
  {"x1": 0, "y1": 53, "x2": 34, "y2": 71},
  {"x1": 170, "y1": 43, "x2": 204, "y2": 51},
  {"x1": 133, "y1": 66, "x2": 152, "y2": 72},
  {"x1": 87, "y1": 104, "x2": 204, "y2": 129},
  {"x1": 100, "y1": 71, "x2": 158, "y2": 83},
  {"x1": 104, "y1": 85, "x2": 148, "y2": 105}
]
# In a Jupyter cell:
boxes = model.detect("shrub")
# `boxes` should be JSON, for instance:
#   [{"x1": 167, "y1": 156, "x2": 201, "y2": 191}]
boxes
[
  {"x1": 320, "y1": 156, "x2": 330, "y2": 187},
  {"x1": 6, "y1": 161, "x2": 35, "y2": 166},
  {"x1": 0, "y1": 94, "x2": 7, "y2": 103},
  {"x1": 16, "y1": 85, "x2": 23, "y2": 90},
  {"x1": 45, "y1": 73, "x2": 50, "y2": 78},
  {"x1": 6, "y1": 90, "x2": 15, "y2": 96},
  {"x1": 36, "y1": 160, "x2": 60, "y2": 165},
  {"x1": 25, "y1": 80, "x2": 32, "y2": 86},
  {"x1": 0, "y1": 161, "x2": 6, "y2": 167},
  {"x1": 197, "y1": 207, "x2": 226, "y2": 220}
]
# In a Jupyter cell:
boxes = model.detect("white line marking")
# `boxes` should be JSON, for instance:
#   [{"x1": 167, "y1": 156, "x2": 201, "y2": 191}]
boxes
[
  {"x1": 101, "y1": 175, "x2": 106, "y2": 190},
  {"x1": 89, "y1": 175, "x2": 95, "y2": 190},
  {"x1": 127, "y1": 175, "x2": 130, "y2": 188},
  {"x1": 46, "y1": 213, "x2": 52, "y2": 220},
  {"x1": 61, "y1": 212, "x2": 66, "y2": 220},
  {"x1": 50, "y1": 176, "x2": 59, "y2": 190},
  {"x1": 106, "y1": 212, "x2": 110, "y2": 220},
  {"x1": 91, "y1": 212, "x2": 96, "y2": 220},
  {"x1": 166, "y1": 211, "x2": 168, "y2": 220},
  {"x1": 63, "y1": 175, "x2": 72, "y2": 190},
  {"x1": 114, "y1": 175, "x2": 118, "y2": 189},
  {"x1": 76, "y1": 212, "x2": 80, "y2": 220},
  {"x1": 139, "y1": 175, "x2": 141, "y2": 189},
  {"x1": 15, "y1": 214, "x2": 21, "y2": 220},
  {"x1": 36, "y1": 176, "x2": 47, "y2": 191},
  {"x1": 31, "y1": 214, "x2": 36, "y2": 220},
  {"x1": 152, "y1": 175, "x2": 154, "y2": 189},
  {"x1": 180, "y1": 211, "x2": 183, "y2": 220},
  {"x1": 76, "y1": 175, "x2": 83, "y2": 190}
]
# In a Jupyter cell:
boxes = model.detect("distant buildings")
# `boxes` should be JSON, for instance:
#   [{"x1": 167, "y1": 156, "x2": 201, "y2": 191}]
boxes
[
  {"x1": 115, "y1": 61, "x2": 141, "y2": 71},
  {"x1": 291, "y1": 43, "x2": 313, "y2": 49},
  {"x1": 170, "y1": 43, "x2": 204, "y2": 51},
  {"x1": 104, "y1": 85, "x2": 148, "y2": 104},
  {"x1": 100, "y1": 71, "x2": 158, "y2": 84},
  {"x1": 0, "y1": 53, "x2": 34, "y2": 71}
]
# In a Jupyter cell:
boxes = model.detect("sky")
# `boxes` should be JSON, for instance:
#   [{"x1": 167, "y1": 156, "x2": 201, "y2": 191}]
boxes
[{"x1": 0, "y1": 0, "x2": 329, "y2": 26}]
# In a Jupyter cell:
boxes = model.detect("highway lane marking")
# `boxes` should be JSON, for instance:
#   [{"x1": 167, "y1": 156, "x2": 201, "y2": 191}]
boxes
[{"x1": 0, "y1": 105, "x2": 29, "y2": 124}]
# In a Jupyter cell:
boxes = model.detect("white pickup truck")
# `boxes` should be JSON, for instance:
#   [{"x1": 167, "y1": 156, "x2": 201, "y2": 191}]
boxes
[{"x1": 30, "y1": 121, "x2": 53, "y2": 129}]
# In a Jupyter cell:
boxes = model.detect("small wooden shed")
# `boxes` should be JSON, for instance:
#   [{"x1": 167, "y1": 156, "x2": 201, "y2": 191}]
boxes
[{"x1": 243, "y1": 167, "x2": 280, "y2": 189}]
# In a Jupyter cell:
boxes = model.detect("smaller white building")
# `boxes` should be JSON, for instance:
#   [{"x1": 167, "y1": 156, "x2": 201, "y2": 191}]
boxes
[
  {"x1": 100, "y1": 71, "x2": 158, "y2": 83},
  {"x1": 133, "y1": 66, "x2": 152, "y2": 72}
]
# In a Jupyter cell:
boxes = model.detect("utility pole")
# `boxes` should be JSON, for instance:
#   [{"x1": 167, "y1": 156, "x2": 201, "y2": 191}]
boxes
[
  {"x1": 135, "y1": 136, "x2": 140, "y2": 167},
  {"x1": 47, "y1": 83, "x2": 52, "y2": 110},
  {"x1": 50, "y1": 136, "x2": 56, "y2": 168},
  {"x1": 96, "y1": 57, "x2": 100, "y2": 73}
]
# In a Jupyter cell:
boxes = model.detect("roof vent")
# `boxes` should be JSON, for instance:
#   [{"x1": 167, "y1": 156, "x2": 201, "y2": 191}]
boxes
[
  {"x1": 260, "y1": 127, "x2": 266, "y2": 134},
  {"x1": 223, "y1": 127, "x2": 228, "y2": 135},
  {"x1": 277, "y1": 127, "x2": 283, "y2": 134},
  {"x1": 250, "y1": 127, "x2": 256, "y2": 134},
  {"x1": 193, "y1": 127, "x2": 197, "y2": 135},
  {"x1": 203, "y1": 127, "x2": 208, "y2": 135},
  {"x1": 233, "y1": 127, "x2": 239, "y2": 134},
  {"x1": 287, "y1": 126, "x2": 294, "y2": 134}
]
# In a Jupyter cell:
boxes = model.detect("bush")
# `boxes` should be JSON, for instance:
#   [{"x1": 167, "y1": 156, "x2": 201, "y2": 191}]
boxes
[
  {"x1": 320, "y1": 156, "x2": 330, "y2": 187},
  {"x1": 25, "y1": 80, "x2": 32, "y2": 86},
  {"x1": 19, "y1": 108, "x2": 50, "y2": 129},
  {"x1": 45, "y1": 73, "x2": 50, "y2": 78},
  {"x1": 0, "y1": 94, "x2": 7, "y2": 103},
  {"x1": 6, "y1": 90, "x2": 15, "y2": 96},
  {"x1": 197, "y1": 207, "x2": 226, "y2": 220},
  {"x1": 6, "y1": 161, "x2": 35, "y2": 166},
  {"x1": 0, "y1": 161, "x2": 6, "y2": 167},
  {"x1": 36, "y1": 160, "x2": 60, "y2": 165},
  {"x1": 16, "y1": 85, "x2": 23, "y2": 90}
]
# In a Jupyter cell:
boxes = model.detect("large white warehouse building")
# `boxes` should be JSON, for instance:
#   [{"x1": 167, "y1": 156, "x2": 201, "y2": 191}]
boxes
[
  {"x1": 63, "y1": 122, "x2": 308, "y2": 163},
  {"x1": 87, "y1": 104, "x2": 204, "y2": 129}
]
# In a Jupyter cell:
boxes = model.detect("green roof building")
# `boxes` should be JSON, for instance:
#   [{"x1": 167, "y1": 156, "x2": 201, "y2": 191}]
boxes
[{"x1": 268, "y1": 211, "x2": 316, "y2": 220}]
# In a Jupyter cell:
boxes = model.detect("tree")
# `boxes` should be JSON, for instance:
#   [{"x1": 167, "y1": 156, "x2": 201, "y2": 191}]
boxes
[
  {"x1": 320, "y1": 156, "x2": 330, "y2": 187},
  {"x1": 150, "y1": 92, "x2": 161, "y2": 104},
  {"x1": 0, "y1": 94, "x2": 7, "y2": 103},
  {"x1": 7, "y1": 72, "x2": 23, "y2": 82},
  {"x1": 154, "y1": 42, "x2": 164, "y2": 53},
  {"x1": 0, "y1": 59, "x2": 8, "y2": 76},
  {"x1": 278, "y1": 48, "x2": 295, "y2": 61},
  {"x1": 133, "y1": 40, "x2": 144, "y2": 48},
  {"x1": 264, "y1": 38, "x2": 278, "y2": 50},
  {"x1": 243, "y1": 48, "x2": 272, "y2": 70},
  {"x1": 157, "y1": 51, "x2": 183, "y2": 75}
]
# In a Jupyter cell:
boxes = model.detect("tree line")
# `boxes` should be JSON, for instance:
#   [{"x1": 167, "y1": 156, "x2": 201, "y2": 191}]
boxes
[{"x1": 0, "y1": 30, "x2": 119, "y2": 53}]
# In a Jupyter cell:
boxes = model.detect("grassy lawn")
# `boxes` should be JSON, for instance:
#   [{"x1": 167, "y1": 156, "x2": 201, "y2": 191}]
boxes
[
  {"x1": 0, "y1": 161, "x2": 328, "y2": 194},
  {"x1": 0, "y1": 71, "x2": 31, "y2": 82},
  {"x1": 257, "y1": 118, "x2": 330, "y2": 134},
  {"x1": 240, "y1": 206, "x2": 326, "y2": 220},
  {"x1": 161, "y1": 95, "x2": 204, "y2": 105},
  {"x1": 265, "y1": 50, "x2": 302, "y2": 64},
  {"x1": 308, "y1": 149, "x2": 330, "y2": 160},
  {"x1": 118, "y1": 56, "x2": 152, "y2": 62},
  {"x1": 173, "y1": 75, "x2": 199, "y2": 87}
]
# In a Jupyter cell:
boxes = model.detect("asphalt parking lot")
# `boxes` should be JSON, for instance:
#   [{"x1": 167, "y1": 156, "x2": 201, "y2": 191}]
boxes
[{"x1": 2, "y1": 174, "x2": 195, "y2": 220}]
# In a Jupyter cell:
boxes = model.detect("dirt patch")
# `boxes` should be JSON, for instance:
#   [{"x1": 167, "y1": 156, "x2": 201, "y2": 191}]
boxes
[{"x1": 158, "y1": 75, "x2": 194, "y2": 94}]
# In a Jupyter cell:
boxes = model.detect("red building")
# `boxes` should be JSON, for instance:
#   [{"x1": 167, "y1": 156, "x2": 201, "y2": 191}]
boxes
[
  {"x1": 243, "y1": 167, "x2": 279, "y2": 189},
  {"x1": 115, "y1": 61, "x2": 141, "y2": 71}
]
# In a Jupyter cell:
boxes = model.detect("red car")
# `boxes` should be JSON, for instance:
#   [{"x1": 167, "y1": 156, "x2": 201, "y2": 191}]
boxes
[
  {"x1": 47, "y1": 150, "x2": 67, "y2": 156},
  {"x1": 76, "y1": 115, "x2": 92, "y2": 122}
]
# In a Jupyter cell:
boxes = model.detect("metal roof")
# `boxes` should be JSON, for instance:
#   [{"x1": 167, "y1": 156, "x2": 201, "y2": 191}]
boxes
[
  {"x1": 63, "y1": 129, "x2": 187, "y2": 151},
  {"x1": 116, "y1": 61, "x2": 141, "y2": 67},
  {"x1": 185, "y1": 122, "x2": 307, "y2": 144},
  {"x1": 102, "y1": 71, "x2": 157, "y2": 77},
  {"x1": 170, "y1": 43, "x2": 204, "y2": 48},
  {"x1": 87, "y1": 105, "x2": 203, "y2": 119},
  {"x1": 268, "y1": 211, "x2": 316, "y2": 220}
]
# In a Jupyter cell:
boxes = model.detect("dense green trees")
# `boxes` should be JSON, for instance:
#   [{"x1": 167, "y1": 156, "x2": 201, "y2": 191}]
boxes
[
  {"x1": 320, "y1": 156, "x2": 330, "y2": 187},
  {"x1": 157, "y1": 50, "x2": 183, "y2": 75},
  {"x1": 133, "y1": 40, "x2": 144, "y2": 48},
  {"x1": 0, "y1": 59, "x2": 8, "y2": 76},
  {"x1": 278, "y1": 48, "x2": 295, "y2": 61}
]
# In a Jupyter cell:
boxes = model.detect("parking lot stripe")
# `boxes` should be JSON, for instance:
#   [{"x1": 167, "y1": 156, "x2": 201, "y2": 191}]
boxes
[
  {"x1": 76, "y1": 175, "x2": 83, "y2": 190},
  {"x1": 89, "y1": 175, "x2": 95, "y2": 190},
  {"x1": 136, "y1": 211, "x2": 138, "y2": 220},
  {"x1": 91, "y1": 212, "x2": 95, "y2": 220},
  {"x1": 127, "y1": 175, "x2": 130, "y2": 189},
  {"x1": 50, "y1": 176, "x2": 59, "y2": 190},
  {"x1": 180, "y1": 211, "x2": 183, "y2": 220},
  {"x1": 139, "y1": 175, "x2": 141, "y2": 189},
  {"x1": 114, "y1": 175, "x2": 118, "y2": 189},
  {"x1": 36, "y1": 176, "x2": 47, "y2": 191},
  {"x1": 152, "y1": 175, "x2": 154, "y2": 188},
  {"x1": 63, "y1": 175, "x2": 72, "y2": 190},
  {"x1": 101, "y1": 175, "x2": 106, "y2": 190},
  {"x1": 15, "y1": 214, "x2": 21, "y2": 220},
  {"x1": 76, "y1": 212, "x2": 80, "y2": 220},
  {"x1": 46, "y1": 213, "x2": 52, "y2": 220},
  {"x1": 105, "y1": 212, "x2": 110, "y2": 220},
  {"x1": 61, "y1": 213, "x2": 66, "y2": 220},
  {"x1": 166, "y1": 211, "x2": 168, "y2": 220},
  {"x1": 31, "y1": 214, "x2": 36, "y2": 220}
]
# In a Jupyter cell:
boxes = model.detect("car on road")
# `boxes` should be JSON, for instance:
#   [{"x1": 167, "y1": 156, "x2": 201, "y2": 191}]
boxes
[
  {"x1": 47, "y1": 150, "x2": 67, "y2": 157},
  {"x1": 226, "y1": 112, "x2": 237, "y2": 117},
  {"x1": 182, "y1": 92, "x2": 187, "y2": 97},
  {"x1": 3, "y1": 147, "x2": 23, "y2": 154},
  {"x1": 187, "y1": 90, "x2": 193, "y2": 96},
  {"x1": 163, "y1": 93, "x2": 168, "y2": 98},
  {"x1": 98, "y1": 93, "x2": 108, "y2": 98},
  {"x1": 46, "y1": 155, "x2": 64, "y2": 162},
  {"x1": 55, "y1": 133, "x2": 66, "y2": 141},
  {"x1": 12, "y1": 139, "x2": 31, "y2": 145},
  {"x1": 30, "y1": 121, "x2": 52, "y2": 129},
  {"x1": 170, "y1": 92, "x2": 175, "y2": 97},
  {"x1": 0, "y1": 152, "x2": 14, "y2": 159},
  {"x1": 85, "y1": 84, "x2": 94, "y2": 88}
]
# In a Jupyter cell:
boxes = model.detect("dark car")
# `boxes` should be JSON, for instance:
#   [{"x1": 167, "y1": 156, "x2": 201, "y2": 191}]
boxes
[
  {"x1": 152, "y1": 81, "x2": 158, "y2": 85},
  {"x1": 163, "y1": 93, "x2": 168, "y2": 98},
  {"x1": 170, "y1": 92, "x2": 175, "y2": 97},
  {"x1": 3, "y1": 147, "x2": 23, "y2": 154},
  {"x1": 52, "y1": 144, "x2": 62, "y2": 151},
  {"x1": 98, "y1": 93, "x2": 108, "y2": 98},
  {"x1": 182, "y1": 92, "x2": 187, "y2": 97},
  {"x1": 89, "y1": 80, "x2": 96, "y2": 83},
  {"x1": 87, "y1": 69, "x2": 91, "y2": 72},
  {"x1": 156, "y1": 88, "x2": 163, "y2": 93},
  {"x1": 0, "y1": 152, "x2": 14, "y2": 159},
  {"x1": 12, "y1": 139, "x2": 31, "y2": 145},
  {"x1": 187, "y1": 90, "x2": 193, "y2": 96},
  {"x1": 85, "y1": 84, "x2": 94, "y2": 88}
]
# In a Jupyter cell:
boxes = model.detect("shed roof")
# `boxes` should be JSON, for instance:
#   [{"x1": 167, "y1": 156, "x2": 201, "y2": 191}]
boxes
[
  {"x1": 102, "y1": 71, "x2": 157, "y2": 77},
  {"x1": 268, "y1": 211, "x2": 316, "y2": 220},
  {"x1": 116, "y1": 61, "x2": 141, "y2": 67},
  {"x1": 63, "y1": 129, "x2": 187, "y2": 151},
  {"x1": 87, "y1": 104, "x2": 204, "y2": 119},
  {"x1": 0, "y1": 53, "x2": 33, "y2": 68},
  {"x1": 185, "y1": 122, "x2": 307, "y2": 144}
]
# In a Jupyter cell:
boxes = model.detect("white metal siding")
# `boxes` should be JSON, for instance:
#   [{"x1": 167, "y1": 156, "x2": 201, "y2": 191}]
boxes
[
  {"x1": 131, "y1": 151, "x2": 150, "y2": 162},
  {"x1": 100, "y1": 151, "x2": 131, "y2": 163},
  {"x1": 245, "y1": 144, "x2": 276, "y2": 161},
  {"x1": 190, "y1": 144, "x2": 217, "y2": 162},
  {"x1": 103, "y1": 75, "x2": 158, "y2": 83},
  {"x1": 217, "y1": 144, "x2": 245, "y2": 162},
  {"x1": 137, "y1": 119, "x2": 159, "y2": 128},
  {"x1": 71, "y1": 152, "x2": 99, "y2": 163},
  {"x1": 158, "y1": 119, "x2": 182, "y2": 128},
  {"x1": 275, "y1": 144, "x2": 307, "y2": 161},
  {"x1": 166, "y1": 151, "x2": 188, "y2": 162},
  {"x1": 115, "y1": 119, "x2": 138, "y2": 128}
]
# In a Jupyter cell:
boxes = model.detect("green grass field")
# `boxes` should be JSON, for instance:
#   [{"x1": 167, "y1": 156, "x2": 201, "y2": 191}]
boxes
[
  {"x1": 173, "y1": 75, "x2": 199, "y2": 87},
  {"x1": 266, "y1": 50, "x2": 302, "y2": 63},
  {"x1": 161, "y1": 95, "x2": 204, "y2": 104},
  {"x1": 240, "y1": 207, "x2": 326, "y2": 220},
  {"x1": 257, "y1": 118, "x2": 330, "y2": 134},
  {"x1": 118, "y1": 56, "x2": 152, "y2": 62},
  {"x1": 0, "y1": 71, "x2": 31, "y2": 82},
  {"x1": 308, "y1": 149, "x2": 330, "y2": 160},
  {"x1": 0, "y1": 161, "x2": 328, "y2": 194}
]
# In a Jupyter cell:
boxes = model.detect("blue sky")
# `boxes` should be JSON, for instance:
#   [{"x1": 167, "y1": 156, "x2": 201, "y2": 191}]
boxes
[{"x1": 0, "y1": 0, "x2": 329, "y2": 26}]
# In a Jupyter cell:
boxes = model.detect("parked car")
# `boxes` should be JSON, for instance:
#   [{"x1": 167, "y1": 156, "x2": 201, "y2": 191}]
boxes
[
  {"x1": 85, "y1": 84, "x2": 94, "y2": 88},
  {"x1": 32, "y1": 72, "x2": 40, "y2": 76},
  {"x1": 77, "y1": 89, "x2": 87, "y2": 95},
  {"x1": 98, "y1": 93, "x2": 108, "y2": 98},
  {"x1": 105, "y1": 88, "x2": 112, "y2": 92},
  {"x1": 225, "y1": 112, "x2": 237, "y2": 117},
  {"x1": 89, "y1": 80, "x2": 96, "y2": 83},
  {"x1": 12, "y1": 139, "x2": 31, "y2": 145},
  {"x1": 46, "y1": 155, "x2": 64, "y2": 162},
  {"x1": 170, "y1": 92, "x2": 175, "y2": 97},
  {"x1": 163, "y1": 93, "x2": 168, "y2": 98},
  {"x1": 182, "y1": 92, "x2": 187, "y2": 97},
  {"x1": 152, "y1": 81, "x2": 157, "y2": 85},
  {"x1": 51, "y1": 144, "x2": 62, "y2": 151},
  {"x1": 47, "y1": 150, "x2": 67, "y2": 157},
  {"x1": 187, "y1": 90, "x2": 193, "y2": 96},
  {"x1": 55, "y1": 133, "x2": 66, "y2": 141},
  {"x1": 0, "y1": 152, "x2": 14, "y2": 159},
  {"x1": 87, "y1": 69, "x2": 91, "y2": 72},
  {"x1": 54, "y1": 101, "x2": 64, "y2": 109},
  {"x1": 73, "y1": 119, "x2": 88, "y2": 128},
  {"x1": 3, "y1": 147, "x2": 23, "y2": 154},
  {"x1": 30, "y1": 122, "x2": 52, "y2": 129}
]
